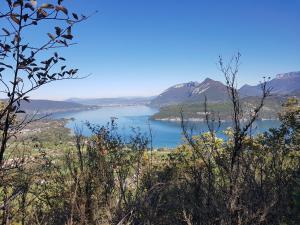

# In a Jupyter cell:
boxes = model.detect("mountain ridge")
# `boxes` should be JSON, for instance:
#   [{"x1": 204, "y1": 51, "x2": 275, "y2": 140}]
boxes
[
  {"x1": 151, "y1": 78, "x2": 229, "y2": 106},
  {"x1": 151, "y1": 71, "x2": 300, "y2": 106},
  {"x1": 239, "y1": 71, "x2": 300, "y2": 97},
  {"x1": 18, "y1": 99, "x2": 97, "y2": 114}
]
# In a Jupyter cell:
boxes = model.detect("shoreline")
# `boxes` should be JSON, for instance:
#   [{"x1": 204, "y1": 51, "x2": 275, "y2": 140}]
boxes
[{"x1": 152, "y1": 117, "x2": 279, "y2": 123}]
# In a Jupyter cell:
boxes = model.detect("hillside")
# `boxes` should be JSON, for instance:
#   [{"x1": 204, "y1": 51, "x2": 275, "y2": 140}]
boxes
[
  {"x1": 239, "y1": 71, "x2": 300, "y2": 97},
  {"x1": 152, "y1": 96, "x2": 284, "y2": 121},
  {"x1": 150, "y1": 78, "x2": 228, "y2": 107},
  {"x1": 19, "y1": 99, "x2": 98, "y2": 114}
]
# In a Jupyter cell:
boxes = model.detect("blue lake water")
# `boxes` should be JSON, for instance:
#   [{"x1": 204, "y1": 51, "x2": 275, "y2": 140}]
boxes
[{"x1": 54, "y1": 105, "x2": 281, "y2": 148}]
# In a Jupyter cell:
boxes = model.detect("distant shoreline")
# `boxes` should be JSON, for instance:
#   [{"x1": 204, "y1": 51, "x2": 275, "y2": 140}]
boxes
[{"x1": 153, "y1": 117, "x2": 279, "y2": 123}]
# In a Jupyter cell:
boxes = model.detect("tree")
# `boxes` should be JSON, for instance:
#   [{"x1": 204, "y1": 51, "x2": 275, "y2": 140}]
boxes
[
  {"x1": 0, "y1": 0, "x2": 91, "y2": 165},
  {"x1": 172, "y1": 53, "x2": 300, "y2": 225}
]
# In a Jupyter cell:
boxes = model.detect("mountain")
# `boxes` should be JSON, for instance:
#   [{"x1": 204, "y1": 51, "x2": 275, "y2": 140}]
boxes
[
  {"x1": 239, "y1": 71, "x2": 300, "y2": 97},
  {"x1": 19, "y1": 99, "x2": 97, "y2": 114},
  {"x1": 150, "y1": 78, "x2": 228, "y2": 106},
  {"x1": 67, "y1": 97, "x2": 154, "y2": 106},
  {"x1": 238, "y1": 84, "x2": 262, "y2": 97},
  {"x1": 151, "y1": 71, "x2": 300, "y2": 107}
]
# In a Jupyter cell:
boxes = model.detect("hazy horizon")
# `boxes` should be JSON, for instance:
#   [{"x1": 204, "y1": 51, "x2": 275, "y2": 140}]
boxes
[{"x1": 31, "y1": 70, "x2": 300, "y2": 101}]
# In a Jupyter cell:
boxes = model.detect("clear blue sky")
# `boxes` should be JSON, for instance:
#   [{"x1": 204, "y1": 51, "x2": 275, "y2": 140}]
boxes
[{"x1": 25, "y1": 0, "x2": 300, "y2": 99}]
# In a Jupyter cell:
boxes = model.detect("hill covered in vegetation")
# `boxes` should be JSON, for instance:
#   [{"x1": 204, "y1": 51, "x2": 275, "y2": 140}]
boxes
[
  {"x1": 152, "y1": 96, "x2": 284, "y2": 121},
  {"x1": 19, "y1": 99, "x2": 98, "y2": 114}
]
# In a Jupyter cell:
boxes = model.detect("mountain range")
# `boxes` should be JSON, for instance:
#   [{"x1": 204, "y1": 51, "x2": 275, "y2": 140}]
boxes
[
  {"x1": 5, "y1": 71, "x2": 299, "y2": 115},
  {"x1": 239, "y1": 71, "x2": 300, "y2": 97},
  {"x1": 150, "y1": 71, "x2": 300, "y2": 106}
]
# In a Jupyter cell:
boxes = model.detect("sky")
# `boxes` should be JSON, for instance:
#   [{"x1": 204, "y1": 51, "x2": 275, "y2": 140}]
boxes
[{"x1": 2, "y1": 0, "x2": 300, "y2": 100}]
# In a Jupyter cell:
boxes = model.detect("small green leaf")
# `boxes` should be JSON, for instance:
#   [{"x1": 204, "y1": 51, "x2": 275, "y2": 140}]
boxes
[
  {"x1": 41, "y1": 3, "x2": 54, "y2": 9},
  {"x1": 72, "y1": 13, "x2": 78, "y2": 20},
  {"x1": 23, "y1": 96, "x2": 30, "y2": 102},
  {"x1": 25, "y1": 3, "x2": 34, "y2": 11},
  {"x1": 55, "y1": 26, "x2": 62, "y2": 36},
  {"x1": 22, "y1": 44, "x2": 28, "y2": 51},
  {"x1": 55, "y1": 5, "x2": 68, "y2": 15},
  {"x1": 10, "y1": 14, "x2": 20, "y2": 24},
  {"x1": 67, "y1": 27, "x2": 71, "y2": 35},
  {"x1": 62, "y1": 34, "x2": 73, "y2": 40},
  {"x1": 47, "y1": 33, "x2": 55, "y2": 41},
  {"x1": 13, "y1": 1, "x2": 21, "y2": 7},
  {"x1": 37, "y1": 9, "x2": 48, "y2": 18}
]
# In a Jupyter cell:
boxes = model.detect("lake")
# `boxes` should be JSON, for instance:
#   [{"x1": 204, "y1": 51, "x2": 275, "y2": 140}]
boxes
[{"x1": 54, "y1": 105, "x2": 281, "y2": 148}]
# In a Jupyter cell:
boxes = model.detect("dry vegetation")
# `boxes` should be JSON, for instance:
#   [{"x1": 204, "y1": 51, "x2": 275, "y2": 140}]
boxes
[{"x1": 0, "y1": 1, "x2": 299, "y2": 224}]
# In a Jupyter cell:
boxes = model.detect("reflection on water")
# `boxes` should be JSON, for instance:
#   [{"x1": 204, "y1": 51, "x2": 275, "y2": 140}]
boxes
[{"x1": 53, "y1": 106, "x2": 281, "y2": 148}]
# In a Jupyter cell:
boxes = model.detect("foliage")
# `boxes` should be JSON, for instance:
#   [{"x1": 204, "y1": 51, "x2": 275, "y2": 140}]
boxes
[
  {"x1": 0, "y1": 5, "x2": 299, "y2": 223},
  {"x1": 0, "y1": 0, "x2": 90, "y2": 165},
  {"x1": 0, "y1": 99, "x2": 298, "y2": 224}
]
